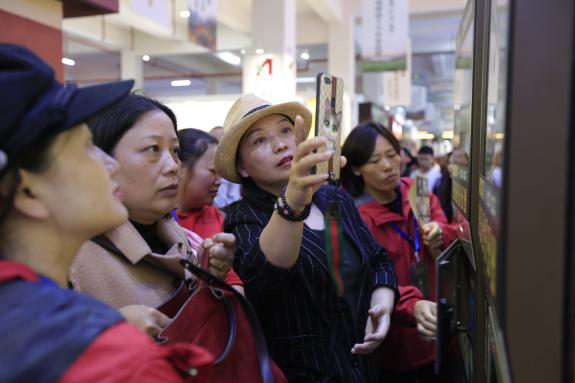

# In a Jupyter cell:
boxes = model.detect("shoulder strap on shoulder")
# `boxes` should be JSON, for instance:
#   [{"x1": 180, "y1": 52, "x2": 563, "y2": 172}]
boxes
[{"x1": 91, "y1": 235, "x2": 124, "y2": 257}]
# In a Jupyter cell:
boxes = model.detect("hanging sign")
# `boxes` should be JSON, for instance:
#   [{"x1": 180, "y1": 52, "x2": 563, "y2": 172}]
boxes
[
  {"x1": 130, "y1": 0, "x2": 171, "y2": 31},
  {"x1": 382, "y1": 40, "x2": 411, "y2": 106},
  {"x1": 362, "y1": 0, "x2": 409, "y2": 72},
  {"x1": 188, "y1": 0, "x2": 218, "y2": 50}
]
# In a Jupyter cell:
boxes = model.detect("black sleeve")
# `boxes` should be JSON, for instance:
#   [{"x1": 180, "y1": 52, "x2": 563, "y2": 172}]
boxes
[
  {"x1": 224, "y1": 202, "x2": 298, "y2": 293},
  {"x1": 337, "y1": 188, "x2": 400, "y2": 301}
]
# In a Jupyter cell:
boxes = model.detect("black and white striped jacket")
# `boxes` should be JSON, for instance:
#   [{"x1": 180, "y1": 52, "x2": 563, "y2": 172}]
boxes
[{"x1": 224, "y1": 185, "x2": 398, "y2": 383}]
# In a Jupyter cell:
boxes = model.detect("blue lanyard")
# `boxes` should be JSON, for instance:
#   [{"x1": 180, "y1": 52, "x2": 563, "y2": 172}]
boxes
[
  {"x1": 390, "y1": 218, "x2": 421, "y2": 262},
  {"x1": 38, "y1": 275, "x2": 58, "y2": 287},
  {"x1": 172, "y1": 209, "x2": 179, "y2": 223}
]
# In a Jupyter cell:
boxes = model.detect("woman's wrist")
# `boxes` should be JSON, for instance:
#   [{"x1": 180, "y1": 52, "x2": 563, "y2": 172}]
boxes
[
  {"x1": 284, "y1": 185, "x2": 308, "y2": 213},
  {"x1": 371, "y1": 286, "x2": 395, "y2": 313},
  {"x1": 276, "y1": 188, "x2": 311, "y2": 221}
]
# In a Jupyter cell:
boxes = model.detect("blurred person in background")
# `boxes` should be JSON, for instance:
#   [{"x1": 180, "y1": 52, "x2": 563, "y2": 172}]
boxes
[
  {"x1": 70, "y1": 94, "x2": 238, "y2": 337},
  {"x1": 216, "y1": 94, "x2": 398, "y2": 383},
  {"x1": 400, "y1": 147, "x2": 417, "y2": 178},
  {"x1": 342, "y1": 122, "x2": 459, "y2": 383},
  {"x1": 411, "y1": 145, "x2": 442, "y2": 193},
  {"x1": 432, "y1": 153, "x2": 453, "y2": 222},
  {"x1": 175, "y1": 128, "x2": 223, "y2": 239},
  {"x1": 0, "y1": 44, "x2": 213, "y2": 382},
  {"x1": 210, "y1": 126, "x2": 242, "y2": 209},
  {"x1": 174, "y1": 128, "x2": 243, "y2": 292}
]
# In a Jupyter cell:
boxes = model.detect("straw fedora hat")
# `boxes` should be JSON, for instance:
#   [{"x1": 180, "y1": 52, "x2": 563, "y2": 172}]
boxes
[{"x1": 215, "y1": 93, "x2": 312, "y2": 183}]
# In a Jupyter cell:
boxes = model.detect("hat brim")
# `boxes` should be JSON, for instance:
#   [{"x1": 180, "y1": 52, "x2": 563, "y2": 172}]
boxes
[
  {"x1": 63, "y1": 80, "x2": 134, "y2": 129},
  {"x1": 215, "y1": 101, "x2": 312, "y2": 183}
]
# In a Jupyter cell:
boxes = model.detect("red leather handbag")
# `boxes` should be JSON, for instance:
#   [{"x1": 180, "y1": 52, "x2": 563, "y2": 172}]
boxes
[
  {"x1": 157, "y1": 257, "x2": 286, "y2": 383},
  {"x1": 91, "y1": 235, "x2": 286, "y2": 383}
]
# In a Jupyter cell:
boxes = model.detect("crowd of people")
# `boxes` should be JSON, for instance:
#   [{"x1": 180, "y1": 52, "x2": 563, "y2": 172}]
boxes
[{"x1": 0, "y1": 44, "x2": 463, "y2": 382}]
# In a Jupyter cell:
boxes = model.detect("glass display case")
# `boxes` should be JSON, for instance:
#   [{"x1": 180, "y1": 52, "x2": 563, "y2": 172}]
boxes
[
  {"x1": 452, "y1": 1, "x2": 474, "y2": 218},
  {"x1": 479, "y1": 0, "x2": 509, "y2": 311}
]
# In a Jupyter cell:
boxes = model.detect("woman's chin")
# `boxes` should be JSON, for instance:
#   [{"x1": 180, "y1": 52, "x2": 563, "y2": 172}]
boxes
[
  {"x1": 89, "y1": 206, "x2": 128, "y2": 239},
  {"x1": 108, "y1": 205, "x2": 129, "y2": 228},
  {"x1": 157, "y1": 200, "x2": 178, "y2": 217}
]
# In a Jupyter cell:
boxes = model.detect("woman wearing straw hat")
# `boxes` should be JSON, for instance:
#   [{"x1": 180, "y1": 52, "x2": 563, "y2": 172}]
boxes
[{"x1": 216, "y1": 94, "x2": 399, "y2": 382}]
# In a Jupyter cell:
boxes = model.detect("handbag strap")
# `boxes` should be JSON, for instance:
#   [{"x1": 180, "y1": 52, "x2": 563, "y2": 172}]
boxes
[
  {"x1": 181, "y1": 259, "x2": 276, "y2": 383},
  {"x1": 91, "y1": 235, "x2": 124, "y2": 257},
  {"x1": 91, "y1": 236, "x2": 242, "y2": 371}
]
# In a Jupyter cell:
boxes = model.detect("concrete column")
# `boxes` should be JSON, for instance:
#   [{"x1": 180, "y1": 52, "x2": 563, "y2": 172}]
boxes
[
  {"x1": 206, "y1": 78, "x2": 218, "y2": 95},
  {"x1": 242, "y1": 0, "x2": 297, "y2": 102},
  {"x1": 121, "y1": 50, "x2": 143, "y2": 90},
  {"x1": 328, "y1": 0, "x2": 357, "y2": 138}
]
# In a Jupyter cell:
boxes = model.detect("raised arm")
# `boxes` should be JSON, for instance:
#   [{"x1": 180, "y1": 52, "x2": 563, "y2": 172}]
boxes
[{"x1": 259, "y1": 117, "x2": 331, "y2": 268}]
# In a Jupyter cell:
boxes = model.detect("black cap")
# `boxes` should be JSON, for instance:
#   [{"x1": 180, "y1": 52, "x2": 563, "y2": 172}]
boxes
[{"x1": 0, "y1": 44, "x2": 134, "y2": 172}]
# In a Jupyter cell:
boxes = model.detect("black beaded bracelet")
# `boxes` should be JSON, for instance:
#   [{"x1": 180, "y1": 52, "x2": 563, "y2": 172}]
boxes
[{"x1": 274, "y1": 190, "x2": 311, "y2": 222}]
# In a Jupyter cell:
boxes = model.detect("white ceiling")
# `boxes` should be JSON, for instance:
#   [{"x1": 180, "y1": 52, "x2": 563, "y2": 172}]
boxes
[{"x1": 63, "y1": 0, "x2": 465, "y2": 109}]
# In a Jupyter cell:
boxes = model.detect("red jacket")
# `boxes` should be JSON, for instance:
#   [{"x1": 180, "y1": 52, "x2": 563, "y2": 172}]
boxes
[
  {"x1": 177, "y1": 206, "x2": 225, "y2": 240},
  {"x1": 0, "y1": 261, "x2": 214, "y2": 383},
  {"x1": 177, "y1": 206, "x2": 243, "y2": 287},
  {"x1": 356, "y1": 178, "x2": 458, "y2": 371}
]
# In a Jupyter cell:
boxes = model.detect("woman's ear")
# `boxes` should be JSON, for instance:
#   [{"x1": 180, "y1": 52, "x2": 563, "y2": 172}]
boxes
[
  {"x1": 11, "y1": 170, "x2": 50, "y2": 220},
  {"x1": 237, "y1": 162, "x2": 249, "y2": 178}
]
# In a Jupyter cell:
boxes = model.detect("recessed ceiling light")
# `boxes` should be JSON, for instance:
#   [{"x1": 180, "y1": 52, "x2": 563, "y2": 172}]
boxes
[
  {"x1": 142, "y1": 55, "x2": 150, "y2": 62},
  {"x1": 300, "y1": 52, "x2": 310, "y2": 60},
  {"x1": 171, "y1": 79, "x2": 191, "y2": 87},
  {"x1": 215, "y1": 51, "x2": 241, "y2": 66},
  {"x1": 255, "y1": 48, "x2": 264, "y2": 55},
  {"x1": 296, "y1": 77, "x2": 315, "y2": 84},
  {"x1": 180, "y1": 10, "x2": 191, "y2": 18},
  {"x1": 61, "y1": 57, "x2": 75, "y2": 66}
]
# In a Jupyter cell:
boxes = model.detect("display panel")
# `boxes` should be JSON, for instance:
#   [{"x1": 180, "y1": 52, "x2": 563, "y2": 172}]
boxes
[
  {"x1": 435, "y1": 240, "x2": 476, "y2": 381},
  {"x1": 479, "y1": 0, "x2": 510, "y2": 301},
  {"x1": 485, "y1": 305, "x2": 512, "y2": 382},
  {"x1": 452, "y1": 1, "x2": 474, "y2": 217}
]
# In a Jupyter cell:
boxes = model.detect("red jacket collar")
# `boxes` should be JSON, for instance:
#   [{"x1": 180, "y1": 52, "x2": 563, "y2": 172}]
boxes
[
  {"x1": 357, "y1": 178, "x2": 415, "y2": 226},
  {"x1": 0, "y1": 261, "x2": 39, "y2": 283}
]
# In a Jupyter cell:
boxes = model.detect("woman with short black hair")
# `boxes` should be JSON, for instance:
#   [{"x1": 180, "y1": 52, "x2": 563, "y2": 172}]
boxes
[
  {"x1": 342, "y1": 121, "x2": 458, "y2": 382},
  {"x1": 175, "y1": 129, "x2": 223, "y2": 238},
  {"x1": 70, "y1": 94, "x2": 239, "y2": 337}
]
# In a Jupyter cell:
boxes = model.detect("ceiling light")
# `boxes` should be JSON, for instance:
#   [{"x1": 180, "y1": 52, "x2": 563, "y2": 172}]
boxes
[
  {"x1": 300, "y1": 51, "x2": 310, "y2": 60},
  {"x1": 441, "y1": 131, "x2": 455, "y2": 139},
  {"x1": 384, "y1": 105, "x2": 391, "y2": 111},
  {"x1": 171, "y1": 79, "x2": 191, "y2": 87},
  {"x1": 61, "y1": 57, "x2": 75, "y2": 66},
  {"x1": 255, "y1": 48, "x2": 264, "y2": 55},
  {"x1": 240, "y1": 49, "x2": 247, "y2": 55},
  {"x1": 215, "y1": 51, "x2": 241, "y2": 66},
  {"x1": 415, "y1": 131, "x2": 435, "y2": 140},
  {"x1": 296, "y1": 77, "x2": 315, "y2": 84},
  {"x1": 142, "y1": 54, "x2": 150, "y2": 62},
  {"x1": 179, "y1": 10, "x2": 191, "y2": 18}
]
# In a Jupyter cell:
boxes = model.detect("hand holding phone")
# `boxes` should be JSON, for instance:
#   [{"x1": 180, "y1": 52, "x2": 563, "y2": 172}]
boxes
[{"x1": 315, "y1": 73, "x2": 344, "y2": 184}]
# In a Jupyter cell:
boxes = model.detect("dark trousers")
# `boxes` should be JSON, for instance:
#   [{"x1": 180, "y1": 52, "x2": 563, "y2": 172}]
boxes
[{"x1": 379, "y1": 364, "x2": 438, "y2": 383}]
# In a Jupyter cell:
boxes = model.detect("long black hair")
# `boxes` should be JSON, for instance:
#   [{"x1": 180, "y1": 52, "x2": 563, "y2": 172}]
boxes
[
  {"x1": 177, "y1": 128, "x2": 218, "y2": 171},
  {"x1": 89, "y1": 93, "x2": 177, "y2": 155},
  {"x1": 341, "y1": 121, "x2": 401, "y2": 198}
]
